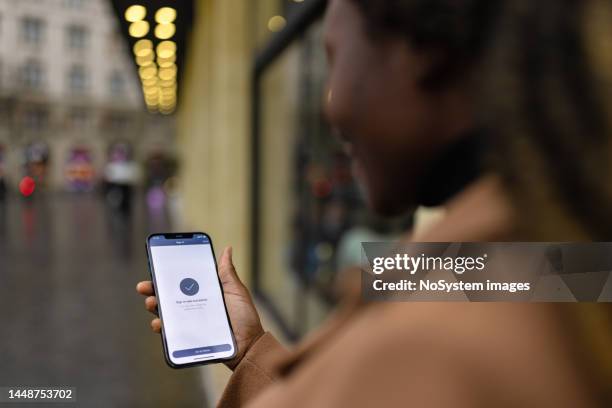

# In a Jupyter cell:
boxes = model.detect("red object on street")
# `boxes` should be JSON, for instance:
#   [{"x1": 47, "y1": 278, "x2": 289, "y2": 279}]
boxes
[{"x1": 19, "y1": 176, "x2": 36, "y2": 197}]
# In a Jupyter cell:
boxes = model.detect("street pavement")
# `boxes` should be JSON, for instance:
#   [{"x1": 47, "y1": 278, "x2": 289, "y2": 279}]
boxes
[{"x1": 0, "y1": 192, "x2": 208, "y2": 408}]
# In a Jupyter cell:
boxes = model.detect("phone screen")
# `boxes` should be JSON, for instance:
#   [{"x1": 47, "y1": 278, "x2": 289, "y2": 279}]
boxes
[{"x1": 147, "y1": 233, "x2": 235, "y2": 366}]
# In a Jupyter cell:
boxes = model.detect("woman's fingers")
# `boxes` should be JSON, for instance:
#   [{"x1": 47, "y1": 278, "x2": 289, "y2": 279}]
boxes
[
  {"x1": 136, "y1": 281, "x2": 161, "y2": 332},
  {"x1": 151, "y1": 318, "x2": 161, "y2": 333},
  {"x1": 136, "y1": 281, "x2": 154, "y2": 296},
  {"x1": 145, "y1": 296, "x2": 158, "y2": 314}
]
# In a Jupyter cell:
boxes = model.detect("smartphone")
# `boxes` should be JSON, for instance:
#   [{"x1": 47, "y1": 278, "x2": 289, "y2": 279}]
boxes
[{"x1": 145, "y1": 232, "x2": 237, "y2": 368}]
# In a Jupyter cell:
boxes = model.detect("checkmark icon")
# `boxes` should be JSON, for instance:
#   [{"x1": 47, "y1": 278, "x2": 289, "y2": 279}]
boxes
[{"x1": 179, "y1": 278, "x2": 199, "y2": 296}]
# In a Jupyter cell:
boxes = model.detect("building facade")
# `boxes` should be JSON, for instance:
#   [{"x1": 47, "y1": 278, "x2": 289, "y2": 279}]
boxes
[{"x1": 0, "y1": 0, "x2": 174, "y2": 190}]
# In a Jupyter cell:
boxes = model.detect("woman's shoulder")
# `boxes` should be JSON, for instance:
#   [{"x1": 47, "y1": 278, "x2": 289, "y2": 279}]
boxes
[{"x1": 323, "y1": 302, "x2": 595, "y2": 407}]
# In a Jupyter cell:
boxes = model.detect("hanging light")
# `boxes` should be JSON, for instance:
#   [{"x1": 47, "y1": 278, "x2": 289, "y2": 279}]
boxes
[
  {"x1": 136, "y1": 52, "x2": 155, "y2": 66},
  {"x1": 125, "y1": 5, "x2": 146, "y2": 22},
  {"x1": 139, "y1": 65, "x2": 157, "y2": 80},
  {"x1": 157, "y1": 54, "x2": 176, "y2": 68},
  {"x1": 268, "y1": 16, "x2": 286, "y2": 32},
  {"x1": 133, "y1": 39, "x2": 153, "y2": 57},
  {"x1": 156, "y1": 41, "x2": 176, "y2": 59},
  {"x1": 129, "y1": 20, "x2": 149, "y2": 38},
  {"x1": 155, "y1": 23, "x2": 176, "y2": 40},
  {"x1": 155, "y1": 7, "x2": 177, "y2": 24}
]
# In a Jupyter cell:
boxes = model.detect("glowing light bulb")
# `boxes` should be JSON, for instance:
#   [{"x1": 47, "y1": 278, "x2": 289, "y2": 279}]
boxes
[
  {"x1": 129, "y1": 20, "x2": 149, "y2": 38},
  {"x1": 155, "y1": 7, "x2": 177, "y2": 24},
  {"x1": 125, "y1": 5, "x2": 146, "y2": 22},
  {"x1": 268, "y1": 16, "x2": 286, "y2": 32}
]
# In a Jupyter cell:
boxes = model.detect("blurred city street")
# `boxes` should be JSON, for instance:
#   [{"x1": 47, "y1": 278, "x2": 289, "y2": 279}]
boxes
[
  {"x1": 0, "y1": 0, "x2": 368, "y2": 404},
  {"x1": 0, "y1": 193, "x2": 207, "y2": 408}
]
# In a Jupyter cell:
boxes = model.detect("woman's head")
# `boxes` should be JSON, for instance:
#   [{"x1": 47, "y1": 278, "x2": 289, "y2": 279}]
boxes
[
  {"x1": 323, "y1": 0, "x2": 500, "y2": 215},
  {"x1": 325, "y1": 0, "x2": 612, "y2": 241}
]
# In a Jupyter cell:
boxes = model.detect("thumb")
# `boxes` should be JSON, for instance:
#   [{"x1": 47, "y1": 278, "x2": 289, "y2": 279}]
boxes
[{"x1": 219, "y1": 246, "x2": 241, "y2": 286}]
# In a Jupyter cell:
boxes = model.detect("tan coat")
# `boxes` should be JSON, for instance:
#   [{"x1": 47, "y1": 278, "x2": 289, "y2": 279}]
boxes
[{"x1": 219, "y1": 179, "x2": 599, "y2": 407}]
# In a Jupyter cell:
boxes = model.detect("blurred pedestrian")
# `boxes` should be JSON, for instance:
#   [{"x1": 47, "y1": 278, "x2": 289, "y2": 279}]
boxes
[{"x1": 104, "y1": 142, "x2": 140, "y2": 214}]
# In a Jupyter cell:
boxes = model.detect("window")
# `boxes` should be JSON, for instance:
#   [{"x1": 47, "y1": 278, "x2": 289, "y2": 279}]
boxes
[
  {"x1": 66, "y1": 25, "x2": 88, "y2": 50},
  {"x1": 22, "y1": 17, "x2": 44, "y2": 45},
  {"x1": 23, "y1": 107, "x2": 48, "y2": 131},
  {"x1": 109, "y1": 71, "x2": 125, "y2": 96},
  {"x1": 68, "y1": 65, "x2": 88, "y2": 93},
  {"x1": 22, "y1": 60, "x2": 44, "y2": 90}
]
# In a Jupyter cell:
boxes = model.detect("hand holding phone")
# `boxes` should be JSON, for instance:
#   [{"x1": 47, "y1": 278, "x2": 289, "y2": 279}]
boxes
[{"x1": 141, "y1": 233, "x2": 263, "y2": 368}]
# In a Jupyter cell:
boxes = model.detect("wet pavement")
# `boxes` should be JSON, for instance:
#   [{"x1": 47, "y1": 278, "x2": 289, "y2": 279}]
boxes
[{"x1": 0, "y1": 193, "x2": 208, "y2": 408}]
